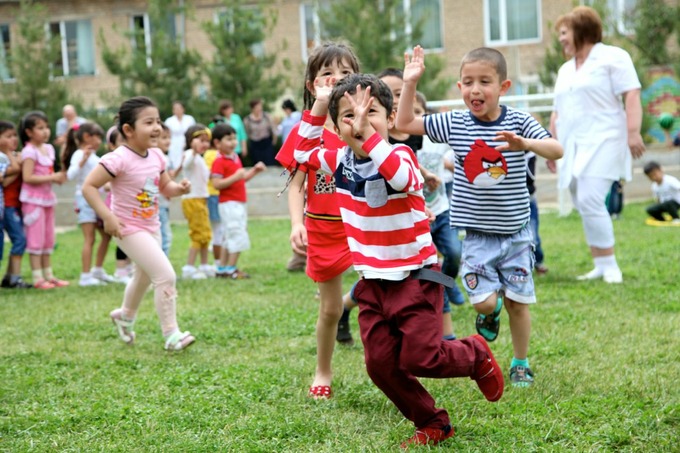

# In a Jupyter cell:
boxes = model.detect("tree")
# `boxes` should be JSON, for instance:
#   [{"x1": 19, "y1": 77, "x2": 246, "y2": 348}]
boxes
[
  {"x1": 98, "y1": 0, "x2": 203, "y2": 119},
  {"x1": 0, "y1": 0, "x2": 70, "y2": 128},
  {"x1": 318, "y1": 0, "x2": 452, "y2": 101},
  {"x1": 202, "y1": 0, "x2": 288, "y2": 116}
]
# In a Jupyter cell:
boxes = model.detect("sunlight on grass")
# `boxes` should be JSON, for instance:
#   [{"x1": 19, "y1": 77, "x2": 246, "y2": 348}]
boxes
[{"x1": 1, "y1": 204, "x2": 678, "y2": 451}]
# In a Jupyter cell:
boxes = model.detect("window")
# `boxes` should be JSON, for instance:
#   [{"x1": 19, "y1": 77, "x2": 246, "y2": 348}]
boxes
[
  {"x1": 485, "y1": 0, "x2": 542, "y2": 46},
  {"x1": 216, "y1": 7, "x2": 265, "y2": 58},
  {"x1": 581, "y1": 0, "x2": 637, "y2": 34},
  {"x1": 48, "y1": 20, "x2": 95, "y2": 76},
  {"x1": 0, "y1": 24, "x2": 10, "y2": 80},
  {"x1": 300, "y1": 0, "x2": 443, "y2": 59},
  {"x1": 131, "y1": 13, "x2": 180, "y2": 66}
]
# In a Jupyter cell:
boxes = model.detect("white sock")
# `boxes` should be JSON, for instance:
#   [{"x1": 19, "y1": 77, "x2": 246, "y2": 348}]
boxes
[{"x1": 594, "y1": 255, "x2": 618, "y2": 271}]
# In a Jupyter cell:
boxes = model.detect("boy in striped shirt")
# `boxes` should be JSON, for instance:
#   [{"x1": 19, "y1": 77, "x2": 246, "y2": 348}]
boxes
[
  {"x1": 397, "y1": 46, "x2": 563, "y2": 388},
  {"x1": 294, "y1": 73, "x2": 504, "y2": 448}
]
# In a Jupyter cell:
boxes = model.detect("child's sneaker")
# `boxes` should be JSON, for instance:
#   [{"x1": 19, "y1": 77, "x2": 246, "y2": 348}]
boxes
[
  {"x1": 164, "y1": 331, "x2": 195, "y2": 351},
  {"x1": 400, "y1": 425, "x2": 454, "y2": 448},
  {"x1": 113, "y1": 269, "x2": 132, "y2": 285},
  {"x1": 470, "y1": 334, "x2": 504, "y2": 402},
  {"x1": 92, "y1": 268, "x2": 116, "y2": 283},
  {"x1": 182, "y1": 265, "x2": 207, "y2": 280},
  {"x1": 79, "y1": 274, "x2": 106, "y2": 287},
  {"x1": 475, "y1": 311, "x2": 500, "y2": 342},
  {"x1": 336, "y1": 321, "x2": 354, "y2": 346},
  {"x1": 509, "y1": 365, "x2": 534, "y2": 388},
  {"x1": 34, "y1": 279, "x2": 56, "y2": 290},
  {"x1": 221, "y1": 269, "x2": 250, "y2": 279},
  {"x1": 110, "y1": 308, "x2": 136, "y2": 345},
  {"x1": 49, "y1": 278, "x2": 70, "y2": 287},
  {"x1": 199, "y1": 264, "x2": 216, "y2": 278}
]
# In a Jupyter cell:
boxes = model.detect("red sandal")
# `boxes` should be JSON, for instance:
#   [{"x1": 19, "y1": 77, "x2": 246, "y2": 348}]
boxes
[{"x1": 308, "y1": 385, "x2": 332, "y2": 400}]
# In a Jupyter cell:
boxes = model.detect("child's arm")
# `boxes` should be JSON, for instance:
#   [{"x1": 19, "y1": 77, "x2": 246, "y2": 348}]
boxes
[
  {"x1": 287, "y1": 170, "x2": 308, "y2": 254},
  {"x1": 243, "y1": 161, "x2": 267, "y2": 182},
  {"x1": 82, "y1": 165, "x2": 120, "y2": 238},
  {"x1": 294, "y1": 86, "x2": 338, "y2": 173},
  {"x1": 66, "y1": 149, "x2": 90, "y2": 181},
  {"x1": 395, "y1": 46, "x2": 427, "y2": 136},
  {"x1": 210, "y1": 161, "x2": 264, "y2": 190},
  {"x1": 159, "y1": 171, "x2": 191, "y2": 198},
  {"x1": 2, "y1": 152, "x2": 20, "y2": 187},
  {"x1": 494, "y1": 132, "x2": 563, "y2": 161},
  {"x1": 22, "y1": 158, "x2": 66, "y2": 185}
]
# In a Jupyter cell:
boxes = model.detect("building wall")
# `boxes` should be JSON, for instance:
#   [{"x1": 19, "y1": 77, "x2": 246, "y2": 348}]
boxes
[{"x1": 0, "y1": 0, "x2": 575, "y2": 108}]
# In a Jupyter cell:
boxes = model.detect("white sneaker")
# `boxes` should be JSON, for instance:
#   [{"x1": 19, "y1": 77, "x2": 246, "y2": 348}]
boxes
[
  {"x1": 92, "y1": 268, "x2": 116, "y2": 283},
  {"x1": 79, "y1": 274, "x2": 106, "y2": 287},
  {"x1": 671, "y1": 218, "x2": 680, "y2": 225},
  {"x1": 113, "y1": 270, "x2": 131, "y2": 285},
  {"x1": 576, "y1": 268, "x2": 603, "y2": 281},
  {"x1": 199, "y1": 264, "x2": 216, "y2": 278},
  {"x1": 191, "y1": 271, "x2": 208, "y2": 280},
  {"x1": 603, "y1": 268, "x2": 623, "y2": 284},
  {"x1": 182, "y1": 265, "x2": 207, "y2": 280}
]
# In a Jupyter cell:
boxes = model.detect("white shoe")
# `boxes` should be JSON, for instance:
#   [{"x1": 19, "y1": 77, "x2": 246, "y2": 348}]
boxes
[
  {"x1": 576, "y1": 268, "x2": 603, "y2": 281},
  {"x1": 92, "y1": 268, "x2": 116, "y2": 283},
  {"x1": 199, "y1": 264, "x2": 216, "y2": 278},
  {"x1": 603, "y1": 268, "x2": 623, "y2": 284},
  {"x1": 182, "y1": 265, "x2": 197, "y2": 279},
  {"x1": 112, "y1": 272, "x2": 131, "y2": 285},
  {"x1": 191, "y1": 271, "x2": 208, "y2": 280},
  {"x1": 79, "y1": 274, "x2": 106, "y2": 287}
]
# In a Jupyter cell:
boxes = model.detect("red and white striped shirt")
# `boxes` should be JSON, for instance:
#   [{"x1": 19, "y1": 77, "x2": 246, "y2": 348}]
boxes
[{"x1": 294, "y1": 112, "x2": 437, "y2": 279}]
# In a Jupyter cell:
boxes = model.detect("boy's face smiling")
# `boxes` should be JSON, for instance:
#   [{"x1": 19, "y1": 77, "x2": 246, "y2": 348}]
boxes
[
  {"x1": 457, "y1": 61, "x2": 511, "y2": 122},
  {"x1": 216, "y1": 134, "x2": 238, "y2": 155},
  {"x1": 334, "y1": 90, "x2": 394, "y2": 152},
  {"x1": 0, "y1": 128, "x2": 18, "y2": 152}
]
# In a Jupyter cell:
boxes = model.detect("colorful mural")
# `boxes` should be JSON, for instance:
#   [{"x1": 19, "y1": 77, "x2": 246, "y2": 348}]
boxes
[{"x1": 642, "y1": 66, "x2": 680, "y2": 144}]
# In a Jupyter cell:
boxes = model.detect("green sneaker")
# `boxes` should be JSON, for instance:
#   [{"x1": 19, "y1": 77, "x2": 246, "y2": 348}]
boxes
[
  {"x1": 475, "y1": 311, "x2": 500, "y2": 342},
  {"x1": 510, "y1": 365, "x2": 534, "y2": 388}
]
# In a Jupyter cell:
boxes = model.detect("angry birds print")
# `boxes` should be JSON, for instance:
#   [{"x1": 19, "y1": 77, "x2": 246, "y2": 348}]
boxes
[{"x1": 463, "y1": 139, "x2": 507, "y2": 187}]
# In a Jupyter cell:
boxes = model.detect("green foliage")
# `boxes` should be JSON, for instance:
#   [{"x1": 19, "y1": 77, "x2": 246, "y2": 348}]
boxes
[
  {"x1": 319, "y1": 0, "x2": 452, "y2": 101},
  {"x1": 0, "y1": 0, "x2": 70, "y2": 129},
  {"x1": 538, "y1": 22, "x2": 565, "y2": 88},
  {"x1": 98, "y1": 0, "x2": 203, "y2": 119},
  {"x1": 619, "y1": 0, "x2": 677, "y2": 67},
  {"x1": 1, "y1": 206, "x2": 679, "y2": 451},
  {"x1": 202, "y1": 0, "x2": 287, "y2": 117}
]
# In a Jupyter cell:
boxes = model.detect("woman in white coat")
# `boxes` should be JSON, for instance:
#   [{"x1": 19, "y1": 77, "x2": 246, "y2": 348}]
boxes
[{"x1": 550, "y1": 6, "x2": 645, "y2": 283}]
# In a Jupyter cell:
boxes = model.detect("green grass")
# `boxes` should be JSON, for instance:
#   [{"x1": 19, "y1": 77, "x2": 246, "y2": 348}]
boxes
[{"x1": 1, "y1": 202, "x2": 678, "y2": 452}]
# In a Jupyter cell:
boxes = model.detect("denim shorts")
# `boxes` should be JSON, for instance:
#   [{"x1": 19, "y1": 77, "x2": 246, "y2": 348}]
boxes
[
  {"x1": 75, "y1": 193, "x2": 98, "y2": 224},
  {"x1": 207, "y1": 195, "x2": 220, "y2": 223},
  {"x1": 2, "y1": 206, "x2": 27, "y2": 256},
  {"x1": 460, "y1": 224, "x2": 536, "y2": 305}
]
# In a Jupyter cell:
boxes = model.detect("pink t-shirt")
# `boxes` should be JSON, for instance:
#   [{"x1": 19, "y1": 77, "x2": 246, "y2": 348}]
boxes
[
  {"x1": 19, "y1": 143, "x2": 57, "y2": 207},
  {"x1": 100, "y1": 146, "x2": 166, "y2": 236}
]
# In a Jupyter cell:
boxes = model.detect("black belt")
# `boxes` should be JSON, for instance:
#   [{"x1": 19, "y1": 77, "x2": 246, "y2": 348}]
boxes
[{"x1": 410, "y1": 267, "x2": 455, "y2": 288}]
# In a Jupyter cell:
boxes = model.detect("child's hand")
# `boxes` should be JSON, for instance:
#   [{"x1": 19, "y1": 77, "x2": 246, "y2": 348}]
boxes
[
  {"x1": 494, "y1": 131, "x2": 527, "y2": 151},
  {"x1": 178, "y1": 179, "x2": 191, "y2": 194},
  {"x1": 546, "y1": 160, "x2": 557, "y2": 174},
  {"x1": 290, "y1": 223, "x2": 308, "y2": 254},
  {"x1": 342, "y1": 85, "x2": 374, "y2": 143},
  {"x1": 313, "y1": 76, "x2": 336, "y2": 104},
  {"x1": 425, "y1": 206, "x2": 436, "y2": 223},
  {"x1": 403, "y1": 45, "x2": 426, "y2": 84},
  {"x1": 53, "y1": 171, "x2": 67, "y2": 184},
  {"x1": 254, "y1": 161, "x2": 266, "y2": 172},
  {"x1": 423, "y1": 171, "x2": 441, "y2": 191},
  {"x1": 103, "y1": 213, "x2": 124, "y2": 239}
]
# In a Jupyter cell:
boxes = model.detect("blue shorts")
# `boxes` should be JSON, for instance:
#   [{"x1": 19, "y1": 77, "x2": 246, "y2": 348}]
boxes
[
  {"x1": 2, "y1": 206, "x2": 27, "y2": 256},
  {"x1": 460, "y1": 225, "x2": 536, "y2": 304},
  {"x1": 207, "y1": 195, "x2": 220, "y2": 223},
  {"x1": 75, "y1": 193, "x2": 98, "y2": 224}
]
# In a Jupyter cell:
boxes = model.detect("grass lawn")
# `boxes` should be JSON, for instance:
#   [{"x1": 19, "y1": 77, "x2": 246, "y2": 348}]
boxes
[{"x1": 1, "y1": 202, "x2": 678, "y2": 452}]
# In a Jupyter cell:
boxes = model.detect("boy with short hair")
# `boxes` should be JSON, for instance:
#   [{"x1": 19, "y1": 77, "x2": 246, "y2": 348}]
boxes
[
  {"x1": 0, "y1": 120, "x2": 31, "y2": 289},
  {"x1": 397, "y1": 46, "x2": 563, "y2": 388},
  {"x1": 643, "y1": 161, "x2": 680, "y2": 224},
  {"x1": 294, "y1": 73, "x2": 504, "y2": 448},
  {"x1": 210, "y1": 123, "x2": 266, "y2": 279}
]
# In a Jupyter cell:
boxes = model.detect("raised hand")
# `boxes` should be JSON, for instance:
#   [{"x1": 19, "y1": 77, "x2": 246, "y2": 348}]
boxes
[
  {"x1": 313, "y1": 75, "x2": 336, "y2": 104},
  {"x1": 403, "y1": 45, "x2": 426, "y2": 83},
  {"x1": 254, "y1": 161, "x2": 267, "y2": 172},
  {"x1": 342, "y1": 84, "x2": 374, "y2": 142},
  {"x1": 493, "y1": 131, "x2": 527, "y2": 152}
]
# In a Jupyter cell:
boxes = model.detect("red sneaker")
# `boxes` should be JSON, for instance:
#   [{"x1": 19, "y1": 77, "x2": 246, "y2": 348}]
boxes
[
  {"x1": 400, "y1": 425, "x2": 454, "y2": 449},
  {"x1": 470, "y1": 334, "x2": 504, "y2": 402}
]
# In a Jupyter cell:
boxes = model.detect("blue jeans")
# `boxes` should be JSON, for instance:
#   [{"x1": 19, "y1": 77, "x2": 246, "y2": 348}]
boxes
[
  {"x1": 2, "y1": 207, "x2": 27, "y2": 258},
  {"x1": 430, "y1": 211, "x2": 464, "y2": 307},
  {"x1": 529, "y1": 196, "x2": 544, "y2": 265},
  {"x1": 159, "y1": 206, "x2": 172, "y2": 256}
]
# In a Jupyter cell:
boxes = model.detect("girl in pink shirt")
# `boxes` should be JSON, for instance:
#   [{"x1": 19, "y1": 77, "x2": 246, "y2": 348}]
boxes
[
  {"x1": 19, "y1": 111, "x2": 68, "y2": 289},
  {"x1": 82, "y1": 96, "x2": 195, "y2": 351}
]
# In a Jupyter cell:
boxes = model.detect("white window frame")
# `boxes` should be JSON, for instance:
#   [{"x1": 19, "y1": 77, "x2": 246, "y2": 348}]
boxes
[
  {"x1": 483, "y1": 0, "x2": 542, "y2": 47},
  {"x1": 300, "y1": 0, "x2": 444, "y2": 60},
  {"x1": 130, "y1": 12, "x2": 183, "y2": 67},
  {"x1": 47, "y1": 19, "x2": 96, "y2": 77},
  {"x1": 581, "y1": 0, "x2": 637, "y2": 34}
]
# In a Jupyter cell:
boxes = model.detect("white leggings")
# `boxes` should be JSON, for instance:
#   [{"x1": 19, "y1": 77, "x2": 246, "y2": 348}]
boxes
[
  {"x1": 569, "y1": 176, "x2": 616, "y2": 249},
  {"x1": 115, "y1": 230, "x2": 178, "y2": 336}
]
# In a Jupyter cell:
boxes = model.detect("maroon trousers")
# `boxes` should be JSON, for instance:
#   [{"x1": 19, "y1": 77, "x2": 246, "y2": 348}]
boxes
[{"x1": 354, "y1": 268, "x2": 487, "y2": 429}]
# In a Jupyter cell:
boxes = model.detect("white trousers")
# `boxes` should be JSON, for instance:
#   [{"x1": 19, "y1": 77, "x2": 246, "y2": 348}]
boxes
[{"x1": 569, "y1": 176, "x2": 616, "y2": 249}]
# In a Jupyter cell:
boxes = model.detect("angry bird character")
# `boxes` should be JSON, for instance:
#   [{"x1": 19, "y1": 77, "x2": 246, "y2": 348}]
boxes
[{"x1": 463, "y1": 139, "x2": 507, "y2": 187}]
